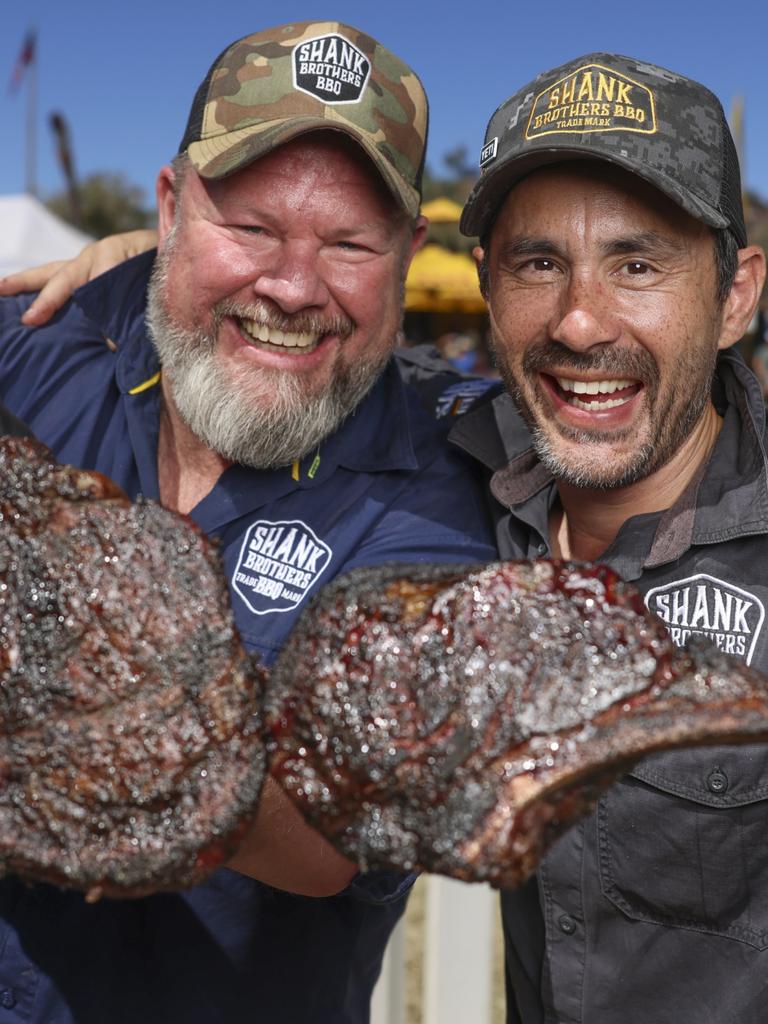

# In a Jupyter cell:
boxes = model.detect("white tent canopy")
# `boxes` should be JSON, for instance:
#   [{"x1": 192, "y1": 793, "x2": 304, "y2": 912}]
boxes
[{"x1": 0, "y1": 193, "x2": 91, "y2": 277}]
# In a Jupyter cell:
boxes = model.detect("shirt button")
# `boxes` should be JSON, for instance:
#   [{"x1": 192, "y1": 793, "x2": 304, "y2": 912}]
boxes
[
  {"x1": 537, "y1": 543, "x2": 547, "y2": 555},
  {"x1": 558, "y1": 914, "x2": 577, "y2": 935},
  {"x1": 0, "y1": 989, "x2": 16, "y2": 1009},
  {"x1": 707, "y1": 768, "x2": 729, "y2": 794}
]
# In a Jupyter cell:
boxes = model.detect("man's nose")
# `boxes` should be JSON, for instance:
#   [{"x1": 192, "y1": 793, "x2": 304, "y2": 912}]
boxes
[
  {"x1": 549, "y1": 273, "x2": 620, "y2": 351},
  {"x1": 252, "y1": 243, "x2": 330, "y2": 313}
]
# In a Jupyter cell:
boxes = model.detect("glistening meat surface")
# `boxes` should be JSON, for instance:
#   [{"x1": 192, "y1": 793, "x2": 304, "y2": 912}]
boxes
[
  {"x1": 4, "y1": 435, "x2": 768, "y2": 896},
  {"x1": 266, "y1": 561, "x2": 768, "y2": 888},
  {"x1": 0, "y1": 436, "x2": 265, "y2": 899}
]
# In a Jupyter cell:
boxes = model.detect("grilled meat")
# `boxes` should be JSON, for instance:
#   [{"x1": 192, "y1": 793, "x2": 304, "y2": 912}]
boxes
[
  {"x1": 266, "y1": 561, "x2": 768, "y2": 888},
  {"x1": 0, "y1": 436, "x2": 265, "y2": 899},
  {"x1": 4, "y1": 433, "x2": 768, "y2": 896}
]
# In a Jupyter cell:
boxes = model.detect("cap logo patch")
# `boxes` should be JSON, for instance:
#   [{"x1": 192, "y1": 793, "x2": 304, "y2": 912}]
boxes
[
  {"x1": 479, "y1": 137, "x2": 498, "y2": 167},
  {"x1": 292, "y1": 33, "x2": 371, "y2": 104},
  {"x1": 525, "y1": 63, "x2": 656, "y2": 139}
]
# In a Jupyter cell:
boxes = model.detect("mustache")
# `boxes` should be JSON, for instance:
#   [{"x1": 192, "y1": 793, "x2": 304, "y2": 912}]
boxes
[
  {"x1": 214, "y1": 299, "x2": 355, "y2": 341},
  {"x1": 520, "y1": 340, "x2": 659, "y2": 386}
]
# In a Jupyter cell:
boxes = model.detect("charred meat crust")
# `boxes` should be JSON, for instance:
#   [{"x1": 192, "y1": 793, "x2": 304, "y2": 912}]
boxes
[
  {"x1": 0, "y1": 437, "x2": 266, "y2": 899},
  {"x1": 266, "y1": 561, "x2": 768, "y2": 889}
]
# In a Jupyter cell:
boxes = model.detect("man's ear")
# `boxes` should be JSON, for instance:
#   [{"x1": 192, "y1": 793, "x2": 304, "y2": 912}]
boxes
[
  {"x1": 472, "y1": 245, "x2": 489, "y2": 300},
  {"x1": 405, "y1": 215, "x2": 429, "y2": 267},
  {"x1": 718, "y1": 245, "x2": 767, "y2": 350},
  {"x1": 155, "y1": 166, "x2": 177, "y2": 249}
]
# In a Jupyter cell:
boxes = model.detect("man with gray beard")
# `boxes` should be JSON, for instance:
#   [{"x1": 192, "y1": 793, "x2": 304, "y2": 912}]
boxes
[
  {"x1": 0, "y1": 21, "x2": 495, "y2": 1024},
  {"x1": 144, "y1": 159, "x2": 389, "y2": 471}
]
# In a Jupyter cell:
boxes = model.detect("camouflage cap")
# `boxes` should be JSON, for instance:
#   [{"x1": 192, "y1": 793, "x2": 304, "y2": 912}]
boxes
[
  {"x1": 460, "y1": 53, "x2": 747, "y2": 247},
  {"x1": 178, "y1": 21, "x2": 428, "y2": 217}
]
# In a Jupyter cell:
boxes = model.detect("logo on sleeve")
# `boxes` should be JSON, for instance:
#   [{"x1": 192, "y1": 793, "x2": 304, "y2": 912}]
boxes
[
  {"x1": 232, "y1": 519, "x2": 332, "y2": 616},
  {"x1": 526, "y1": 63, "x2": 656, "y2": 139},
  {"x1": 435, "y1": 379, "x2": 496, "y2": 417},
  {"x1": 293, "y1": 33, "x2": 371, "y2": 103},
  {"x1": 645, "y1": 574, "x2": 765, "y2": 665}
]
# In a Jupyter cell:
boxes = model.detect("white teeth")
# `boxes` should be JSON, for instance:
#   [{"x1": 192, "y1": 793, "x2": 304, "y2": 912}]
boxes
[
  {"x1": 570, "y1": 396, "x2": 629, "y2": 411},
  {"x1": 240, "y1": 318, "x2": 319, "y2": 350},
  {"x1": 556, "y1": 376, "x2": 634, "y2": 395}
]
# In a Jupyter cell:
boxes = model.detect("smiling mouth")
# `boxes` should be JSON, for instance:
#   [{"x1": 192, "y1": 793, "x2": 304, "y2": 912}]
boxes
[
  {"x1": 237, "y1": 317, "x2": 323, "y2": 353},
  {"x1": 549, "y1": 374, "x2": 641, "y2": 411}
]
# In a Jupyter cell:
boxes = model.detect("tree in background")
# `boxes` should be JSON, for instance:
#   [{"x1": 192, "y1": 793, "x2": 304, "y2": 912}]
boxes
[{"x1": 46, "y1": 172, "x2": 154, "y2": 239}]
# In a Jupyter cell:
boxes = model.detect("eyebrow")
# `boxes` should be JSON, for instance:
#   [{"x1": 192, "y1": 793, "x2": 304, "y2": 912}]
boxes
[
  {"x1": 600, "y1": 232, "x2": 686, "y2": 258},
  {"x1": 496, "y1": 237, "x2": 565, "y2": 262},
  {"x1": 496, "y1": 231, "x2": 686, "y2": 262}
]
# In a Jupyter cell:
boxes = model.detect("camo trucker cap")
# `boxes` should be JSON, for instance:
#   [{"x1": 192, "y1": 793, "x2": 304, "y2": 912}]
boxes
[
  {"x1": 178, "y1": 21, "x2": 428, "y2": 217},
  {"x1": 460, "y1": 53, "x2": 747, "y2": 247}
]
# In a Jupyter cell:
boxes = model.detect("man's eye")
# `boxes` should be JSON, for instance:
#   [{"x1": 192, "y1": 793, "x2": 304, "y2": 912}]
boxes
[
  {"x1": 531, "y1": 258, "x2": 555, "y2": 272},
  {"x1": 625, "y1": 261, "x2": 650, "y2": 274}
]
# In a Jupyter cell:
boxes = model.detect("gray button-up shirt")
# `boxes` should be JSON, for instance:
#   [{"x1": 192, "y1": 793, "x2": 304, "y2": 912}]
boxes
[{"x1": 450, "y1": 350, "x2": 768, "y2": 1024}]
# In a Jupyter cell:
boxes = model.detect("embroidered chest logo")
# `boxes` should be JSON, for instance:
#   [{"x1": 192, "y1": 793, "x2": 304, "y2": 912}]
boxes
[
  {"x1": 232, "y1": 519, "x2": 332, "y2": 616},
  {"x1": 525, "y1": 63, "x2": 656, "y2": 139},
  {"x1": 645, "y1": 574, "x2": 765, "y2": 666},
  {"x1": 292, "y1": 33, "x2": 371, "y2": 103}
]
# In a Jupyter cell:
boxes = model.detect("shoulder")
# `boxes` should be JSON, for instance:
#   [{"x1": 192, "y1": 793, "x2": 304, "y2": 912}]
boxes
[
  {"x1": 0, "y1": 291, "x2": 36, "y2": 322},
  {"x1": 0, "y1": 253, "x2": 155, "y2": 373},
  {"x1": 0, "y1": 276, "x2": 133, "y2": 437},
  {"x1": 0, "y1": 282, "x2": 116, "y2": 348},
  {"x1": 0, "y1": 290, "x2": 102, "y2": 375}
]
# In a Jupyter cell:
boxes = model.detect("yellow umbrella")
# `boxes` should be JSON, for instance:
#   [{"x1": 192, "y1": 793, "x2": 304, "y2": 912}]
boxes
[
  {"x1": 420, "y1": 196, "x2": 464, "y2": 224},
  {"x1": 405, "y1": 243, "x2": 486, "y2": 314}
]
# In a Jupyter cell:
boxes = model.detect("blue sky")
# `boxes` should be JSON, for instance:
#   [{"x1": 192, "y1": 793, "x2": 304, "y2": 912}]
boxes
[{"x1": 2, "y1": 0, "x2": 768, "y2": 211}]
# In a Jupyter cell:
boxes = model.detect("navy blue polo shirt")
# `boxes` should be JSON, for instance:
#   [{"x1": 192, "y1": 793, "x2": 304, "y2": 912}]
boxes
[{"x1": 0, "y1": 253, "x2": 496, "y2": 1024}]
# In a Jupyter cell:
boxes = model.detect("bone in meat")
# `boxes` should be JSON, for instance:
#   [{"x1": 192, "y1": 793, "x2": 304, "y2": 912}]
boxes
[{"x1": 266, "y1": 561, "x2": 768, "y2": 889}]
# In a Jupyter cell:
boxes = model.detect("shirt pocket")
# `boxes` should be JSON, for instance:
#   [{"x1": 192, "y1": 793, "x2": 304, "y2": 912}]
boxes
[{"x1": 597, "y1": 744, "x2": 768, "y2": 949}]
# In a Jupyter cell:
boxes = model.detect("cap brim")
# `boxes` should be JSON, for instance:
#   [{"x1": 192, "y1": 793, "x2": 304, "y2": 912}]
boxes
[
  {"x1": 460, "y1": 146, "x2": 730, "y2": 238},
  {"x1": 187, "y1": 117, "x2": 421, "y2": 218}
]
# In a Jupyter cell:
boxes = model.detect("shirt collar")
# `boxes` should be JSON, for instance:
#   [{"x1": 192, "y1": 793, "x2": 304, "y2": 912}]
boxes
[
  {"x1": 662, "y1": 350, "x2": 768, "y2": 559},
  {"x1": 74, "y1": 251, "x2": 162, "y2": 395}
]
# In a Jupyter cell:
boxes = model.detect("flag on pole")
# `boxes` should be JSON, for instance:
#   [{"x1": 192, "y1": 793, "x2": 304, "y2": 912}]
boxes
[{"x1": 9, "y1": 30, "x2": 36, "y2": 94}]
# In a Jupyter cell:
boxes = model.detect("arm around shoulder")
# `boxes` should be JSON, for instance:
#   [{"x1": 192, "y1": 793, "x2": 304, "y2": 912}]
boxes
[{"x1": 0, "y1": 230, "x2": 158, "y2": 326}]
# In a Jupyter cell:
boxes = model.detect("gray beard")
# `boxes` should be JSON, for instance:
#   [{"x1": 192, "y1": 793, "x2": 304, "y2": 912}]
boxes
[{"x1": 145, "y1": 256, "x2": 393, "y2": 470}]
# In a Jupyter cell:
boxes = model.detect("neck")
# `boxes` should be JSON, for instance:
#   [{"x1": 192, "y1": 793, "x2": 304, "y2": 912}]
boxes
[
  {"x1": 550, "y1": 402, "x2": 722, "y2": 562},
  {"x1": 158, "y1": 379, "x2": 229, "y2": 514}
]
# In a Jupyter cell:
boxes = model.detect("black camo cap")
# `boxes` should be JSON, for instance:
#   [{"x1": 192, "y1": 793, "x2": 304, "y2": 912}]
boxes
[{"x1": 460, "y1": 53, "x2": 747, "y2": 247}]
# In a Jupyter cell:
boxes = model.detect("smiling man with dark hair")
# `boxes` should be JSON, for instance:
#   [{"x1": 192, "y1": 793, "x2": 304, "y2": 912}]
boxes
[{"x1": 450, "y1": 53, "x2": 768, "y2": 1024}]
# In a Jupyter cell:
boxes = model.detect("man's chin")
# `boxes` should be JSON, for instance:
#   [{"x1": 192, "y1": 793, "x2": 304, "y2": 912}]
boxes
[{"x1": 532, "y1": 430, "x2": 655, "y2": 491}]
